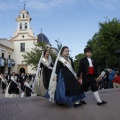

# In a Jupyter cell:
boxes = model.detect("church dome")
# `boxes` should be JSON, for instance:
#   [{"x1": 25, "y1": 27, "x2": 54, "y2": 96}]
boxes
[
  {"x1": 37, "y1": 32, "x2": 50, "y2": 44},
  {"x1": 20, "y1": 9, "x2": 29, "y2": 14},
  {"x1": 16, "y1": 9, "x2": 32, "y2": 21}
]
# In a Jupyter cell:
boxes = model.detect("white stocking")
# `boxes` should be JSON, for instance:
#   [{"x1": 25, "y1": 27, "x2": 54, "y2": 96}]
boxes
[{"x1": 93, "y1": 91, "x2": 102, "y2": 103}]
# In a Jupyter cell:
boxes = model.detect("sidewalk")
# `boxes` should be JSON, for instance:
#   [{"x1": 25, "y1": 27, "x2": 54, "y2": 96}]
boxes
[
  {"x1": 0, "y1": 88, "x2": 120, "y2": 120},
  {"x1": 0, "y1": 88, "x2": 5, "y2": 99}
]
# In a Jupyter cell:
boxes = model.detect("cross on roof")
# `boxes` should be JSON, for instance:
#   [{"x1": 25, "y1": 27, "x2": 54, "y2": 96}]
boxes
[
  {"x1": 40, "y1": 28, "x2": 43, "y2": 33},
  {"x1": 23, "y1": 2, "x2": 26, "y2": 10}
]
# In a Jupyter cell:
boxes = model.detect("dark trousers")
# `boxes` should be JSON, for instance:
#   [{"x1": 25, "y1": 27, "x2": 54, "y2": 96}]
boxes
[
  {"x1": 25, "y1": 87, "x2": 32, "y2": 97},
  {"x1": 8, "y1": 67, "x2": 11, "y2": 75},
  {"x1": 21, "y1": 83, "x2": 25, "y2": 91},
  {"x1": 108, "y1": 81, "x2": 113, "y2": 88},
  {"x1": 1, "y1": 66, "x2": 5, "y2": 74},
  {"x1": 2, "y1": 82, "x2": 6, "y2": 90},
  {"x1": 82, "y1": 75, "x2": 98, "y2": 92}
]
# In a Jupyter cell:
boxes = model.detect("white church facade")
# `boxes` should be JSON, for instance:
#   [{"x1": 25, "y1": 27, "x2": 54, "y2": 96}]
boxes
[
  {"x1": 0, "y1": 8, "x2": 56, "y2": 75},
  {"x1": 10, "y1": 9, "x2": 37, "y2": 74}
]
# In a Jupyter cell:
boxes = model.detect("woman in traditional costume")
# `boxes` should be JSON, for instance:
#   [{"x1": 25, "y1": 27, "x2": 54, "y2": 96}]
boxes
[
  {"x1": 48, "y1": 46, "x2": 85, "y2": 108},
  {"x1": 33, "y1": 50, "x2": 54, "y2": 96},
  {"x1": 24, "y1": 78, "x2": 33, "y2": 97},
  {"x1": 1, "y1": 74, "x2": 8, "y2": 93},
  {"x1": 5, "y1": 72, "x2": 20, "y2": 98}
]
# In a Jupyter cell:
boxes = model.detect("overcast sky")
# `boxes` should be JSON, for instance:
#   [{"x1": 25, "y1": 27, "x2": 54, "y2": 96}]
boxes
[{"x1": 0, "y1": 0, "x2": 120, "y2": 57}]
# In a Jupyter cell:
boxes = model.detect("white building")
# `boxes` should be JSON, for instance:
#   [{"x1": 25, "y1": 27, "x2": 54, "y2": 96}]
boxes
[
  {"x1": 10, "y1": 9, "x2": 37, "y2": 74},
  {"x1": 0, "y1": 38, "x2": 14, "y2": 59},
  {"x1": 0, "y1": 8, "x2": 57, "y2": 74},
  {"x1": 0, "y1": 38, "x2": 15, "y2": 74}
]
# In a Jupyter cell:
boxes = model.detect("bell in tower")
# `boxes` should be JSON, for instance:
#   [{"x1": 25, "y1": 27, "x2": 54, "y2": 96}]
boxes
[{"x1": 11, "y1": 4, "x2": 34, "y2": 38}]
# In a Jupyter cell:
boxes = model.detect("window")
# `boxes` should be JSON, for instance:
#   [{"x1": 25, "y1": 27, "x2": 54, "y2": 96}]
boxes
[
  {"x1": 20, "y1": 43, "x2": 25, "y2": 52},
  {"x1": 9, "y1": 55, "x2": 11, "y2": 59},
  {"x1": 23, "y1": 14, "x2": 25, "y2": 18},
  {"x1": 25, "y1": 23, "x2": 27, "y2": 29},
  {"x1": 20, "y1": 23, "x2": 22, "y2": 30},
  {"x1": 2, "y1": 53, "x2": 4, "y2": 58}
]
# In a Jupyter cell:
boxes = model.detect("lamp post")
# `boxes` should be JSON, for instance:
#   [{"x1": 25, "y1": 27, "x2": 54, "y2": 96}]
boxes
[
  {"x1": 115, "y1": 50, "x2": 120, "y2": 74},
  {"x1": 55, "y1": 39, "x2": 62, "y2": 51}
]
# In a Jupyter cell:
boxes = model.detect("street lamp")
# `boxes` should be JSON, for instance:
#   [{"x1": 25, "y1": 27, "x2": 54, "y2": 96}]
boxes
[
  {"x1": 55, "y1": 39, "x2": 62, "y2": 51},
  {"x1": 115, "y1": 50, "x2": 120, "y2": 74}
]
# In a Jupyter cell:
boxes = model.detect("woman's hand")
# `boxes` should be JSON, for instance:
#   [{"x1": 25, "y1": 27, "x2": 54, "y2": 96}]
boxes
[
  {"x1": 53, "y1": 74, "x2": 57, "y2": 81},
  {"x1": 53, "y1": 77, "x2": 57, "y2": 81},
  {"x1": 78, "y1": 78, "x2": 83, "y2": 85}
]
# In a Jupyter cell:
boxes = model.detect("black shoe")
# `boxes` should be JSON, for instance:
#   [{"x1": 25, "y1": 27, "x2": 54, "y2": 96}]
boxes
[
  {"x1": 74, "y1": 103, "x2": 82, "y2": 108},
  {"x1": 80, "y1": 100, "x2": 87, "y2": 105},
  {"x1": 56, "y1": 102, "x2": 63, "y2": 106},
  {"x1": 97, "y1": 101, "x2": 107, "y2": 106}
]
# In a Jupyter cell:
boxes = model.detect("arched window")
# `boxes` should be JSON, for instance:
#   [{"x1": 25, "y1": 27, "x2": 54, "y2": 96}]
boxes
[
  {"x1": 20, "y1": 23, "x2": 22, "y2": 29},
  {"x1": 23, "y1": 14, "x2": 25, "y2": 18},
  {"x1": 25, "y1": 23, "x2": 27, "y2": 29}
]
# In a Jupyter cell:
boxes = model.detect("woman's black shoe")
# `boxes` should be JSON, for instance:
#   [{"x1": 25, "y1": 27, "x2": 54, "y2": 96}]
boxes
[
  {"x1": 56, "y1": 102, "x2": 63, "y2": 106},
  {"x1": 80, "y1": 100, "x2": 87, "y2": 105},
  {"x1": 97, "y1": 101, "x2": 107, "y2": 106}
]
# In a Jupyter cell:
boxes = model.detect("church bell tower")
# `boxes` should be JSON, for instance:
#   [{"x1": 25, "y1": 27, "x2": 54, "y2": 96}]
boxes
[{"x1": 12, "y1": 4, "x2": 35, "y2": 39}]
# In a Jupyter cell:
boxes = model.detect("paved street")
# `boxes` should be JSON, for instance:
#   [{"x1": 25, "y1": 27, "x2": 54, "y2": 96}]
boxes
[
  {"x1": 0, "y1": 89, "x2": 4, "y2": 99},
  {"x1": 0, "y1": 88, "x2": 120, "y2": 120}
]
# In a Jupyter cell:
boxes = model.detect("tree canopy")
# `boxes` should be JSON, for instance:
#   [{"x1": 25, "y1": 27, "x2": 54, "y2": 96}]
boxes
[
  {"x1": 74, "y1": 53, "x2": 85, "y2": 72},
  {"x1": 86, "y1": 18, "x2": 120, "y2": 69},
  {"x1": 74, "y1": 18, "x2": 120, "y2": 71}
]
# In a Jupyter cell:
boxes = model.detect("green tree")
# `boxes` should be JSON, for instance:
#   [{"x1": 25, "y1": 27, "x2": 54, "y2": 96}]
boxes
[
  {"x1": 74, "y1": 53, "x2": 85, "y2": 72},
  {"x1": 86, "y1": 18, "x2": 120, "y2": 69},
  {"x1": 22, "y1": 42, "x2": 56, "y2": 70}
]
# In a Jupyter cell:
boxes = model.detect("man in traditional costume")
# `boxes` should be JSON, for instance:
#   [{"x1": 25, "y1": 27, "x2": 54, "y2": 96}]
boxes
[
  {"x1": 19, "y1": 72, "x2": 27, "y2": 91},
  {"x1": 77, "y1": 47, "x2": 107, "y2": 105}
]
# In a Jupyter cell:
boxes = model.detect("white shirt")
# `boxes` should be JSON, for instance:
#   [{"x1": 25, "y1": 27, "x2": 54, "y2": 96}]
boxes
[{"x1": 87, "y1": 58, "x2": 93, "y2": 67}]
